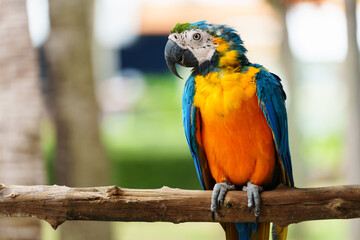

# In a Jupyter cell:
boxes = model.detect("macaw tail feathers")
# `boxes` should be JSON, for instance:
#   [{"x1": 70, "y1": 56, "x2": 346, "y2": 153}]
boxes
[
  {"x1": 222, "y1": 223, "x2": 271, "y2": 240},
  {"x1": 250, "y1": 223, "x2": 270, "y2": 240},
  {"x1": 272, "y1": 224, "x2": 288, "y2": 240}
]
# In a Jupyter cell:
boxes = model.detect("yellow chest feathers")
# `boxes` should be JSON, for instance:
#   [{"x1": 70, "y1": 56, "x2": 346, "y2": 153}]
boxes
[{"x1": 193, "y1": 66, "x2": 261, "y2": 116}]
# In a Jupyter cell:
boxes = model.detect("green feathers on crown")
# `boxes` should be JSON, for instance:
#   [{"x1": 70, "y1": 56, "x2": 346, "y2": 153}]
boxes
[
  {"x1": 170, "y1": 21, "x2": 214, "y2": 34},
  {"x1": 171, "y1": 23, "x2": 191, "y2": 33}
]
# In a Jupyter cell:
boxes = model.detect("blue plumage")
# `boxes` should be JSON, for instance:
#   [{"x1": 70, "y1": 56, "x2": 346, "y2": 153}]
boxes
[
  {"x1": 255, "y1": 69, "x2": 294, "y2": 187},
  {"x1": 235, "y1": 223, "x2": 258, "y2": 240},
  {"x1": 182, "y1": 76, "x2": 206, "y2": 189}
]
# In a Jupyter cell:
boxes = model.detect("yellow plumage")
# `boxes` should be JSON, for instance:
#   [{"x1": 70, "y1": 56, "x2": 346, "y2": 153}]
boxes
[
  {"x1": 219, "y1": 50, "x2": 239, "y2": 67},
  {"x1": 193, "y1": 66, "x2": 260, "y2": 118},
  {"x1": 214, "y1": 37, "x2": 230, "y2": 52}
]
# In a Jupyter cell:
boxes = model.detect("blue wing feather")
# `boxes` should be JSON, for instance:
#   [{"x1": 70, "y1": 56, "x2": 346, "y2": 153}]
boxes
[
  {"x1": 182, "y1": 76, "x2": 206, "y2": 189},
  {"x1": 255, "y1": 69, "x2": 294, "y2": 187}
]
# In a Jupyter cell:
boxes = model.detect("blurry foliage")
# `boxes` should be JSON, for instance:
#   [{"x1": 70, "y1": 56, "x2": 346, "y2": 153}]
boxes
[
  {"x1": 41, "y1": 73, "x2": 201, "y2": 190},
  {"x1": 288, "y1": 219, "x2": 349, "y2": 240},
  {"x1": 40, "y1": 118, "x2": 56, "y2": 185},
  {"x1": 301, "y1": 133, "x2": 345, "y2": 179},
  {"x1": 113, "y1": 222, "x2": 223, "y2": 240}
]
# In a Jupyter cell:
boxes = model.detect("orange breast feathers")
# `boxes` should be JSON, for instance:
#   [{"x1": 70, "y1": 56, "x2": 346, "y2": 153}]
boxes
[{"x1": 193, "y1": 67, "x2": 275, "y2": 186}]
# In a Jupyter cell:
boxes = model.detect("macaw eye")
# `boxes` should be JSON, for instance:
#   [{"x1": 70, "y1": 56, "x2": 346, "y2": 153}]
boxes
[{"x1": 193, "y1": 33, "x2": 201, "y2": 41}]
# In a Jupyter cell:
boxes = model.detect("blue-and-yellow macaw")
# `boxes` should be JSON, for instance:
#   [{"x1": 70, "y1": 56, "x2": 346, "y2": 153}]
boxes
[{"x1": 164, "y1": 21, "x2": 294, "y2": 240}]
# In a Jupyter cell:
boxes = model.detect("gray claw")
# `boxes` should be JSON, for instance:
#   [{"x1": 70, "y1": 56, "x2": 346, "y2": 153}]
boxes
[
  {"x1": 211, "y1": 181, "x2": 236, "y2": 219},
  {"x1": 242, "y1": 181, "x2": 263, "y2": 220}
]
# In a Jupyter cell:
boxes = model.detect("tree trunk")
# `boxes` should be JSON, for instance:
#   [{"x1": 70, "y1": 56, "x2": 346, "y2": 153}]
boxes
[
  {"x1": 345, "y1": 0, "x2": 360, "y2": 239},
  {"x1": 0, "y1": 0, "x2": 46, "y2": 239},
  {"x1": 44, "y1": 0, "x2": 111, "y2": 239}
]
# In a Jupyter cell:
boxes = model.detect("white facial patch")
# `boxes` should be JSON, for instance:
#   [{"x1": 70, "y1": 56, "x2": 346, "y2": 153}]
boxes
[{"x1": 168, "y1": 29, "x2": 216, "y2": 65}]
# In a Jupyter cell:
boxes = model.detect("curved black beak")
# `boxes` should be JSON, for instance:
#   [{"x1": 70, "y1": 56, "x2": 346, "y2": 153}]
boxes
[
  {"x1": 164, "y1": 39, "x2": 198, "y2": 79},
  {"x1": 164, "y1": 39, "x2": 183, "y2": 78}
]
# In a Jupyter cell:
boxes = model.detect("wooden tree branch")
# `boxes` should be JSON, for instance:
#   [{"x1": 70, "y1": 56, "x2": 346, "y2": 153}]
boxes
[{"x1": 0, "y1": 184, "x2": 360, "y2": 229}]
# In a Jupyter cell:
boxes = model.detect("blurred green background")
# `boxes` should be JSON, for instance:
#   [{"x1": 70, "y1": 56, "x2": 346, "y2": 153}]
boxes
[{"x1": 42, "y1": 74, "x2": 202, "y2": 190}]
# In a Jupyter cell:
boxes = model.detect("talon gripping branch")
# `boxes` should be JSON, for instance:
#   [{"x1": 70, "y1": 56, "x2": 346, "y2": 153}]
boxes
[{"x1": 165, "y1": 21, "x2": 294, "y2": 240}]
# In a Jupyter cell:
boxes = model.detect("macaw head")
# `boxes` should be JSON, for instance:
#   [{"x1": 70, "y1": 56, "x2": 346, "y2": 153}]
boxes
[{"x1": 164, "y1": 21, "x2": 249, "y2": 78}]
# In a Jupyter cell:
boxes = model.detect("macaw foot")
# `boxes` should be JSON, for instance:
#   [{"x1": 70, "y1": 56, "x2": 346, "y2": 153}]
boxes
[
  {"x1": 242, "y1": 181, "x2": 263, "y2": 223},
  {"x1": 211, "y1": 181, "x2": 236, "y2": 220}
]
